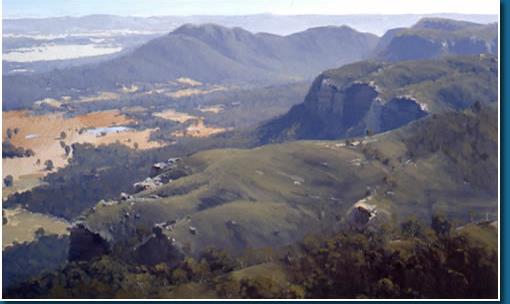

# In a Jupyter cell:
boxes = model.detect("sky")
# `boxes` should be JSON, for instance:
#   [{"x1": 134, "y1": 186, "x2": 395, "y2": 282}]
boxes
[{"x1": 3, "y1": 0, "x2": 499, "y2": 18}]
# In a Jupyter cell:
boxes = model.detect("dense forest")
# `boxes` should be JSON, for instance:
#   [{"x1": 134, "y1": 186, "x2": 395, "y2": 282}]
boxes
[{"x1": 5, "y1": 216, "x2": 497, "y2": 299}]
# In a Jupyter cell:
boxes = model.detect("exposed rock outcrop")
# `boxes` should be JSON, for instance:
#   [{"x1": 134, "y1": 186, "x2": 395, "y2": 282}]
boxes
[
  {"x1": 379, "y1": 96, "x2": 427, "y2": 132},
  {"x1": 258, "y1": 74, "x2": 428, "y2": 142},
  {"x1": 347, "y1": 197, "x2": 377, "y2": 229},
  {"x1": 134, "y1": 158, "x2": 191, "y2": 193}
]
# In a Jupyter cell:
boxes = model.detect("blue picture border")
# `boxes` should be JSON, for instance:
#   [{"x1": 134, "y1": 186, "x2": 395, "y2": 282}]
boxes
[{"x1": 502, "y1": 0, "x2": 508, "y2": 303}]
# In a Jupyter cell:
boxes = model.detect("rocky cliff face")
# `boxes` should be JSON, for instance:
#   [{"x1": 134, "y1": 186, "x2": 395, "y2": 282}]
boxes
[
  {"x1": 379, "y1": 97, "x2": 428, "y2": 132},
  {"x1": 304, "y1": 79, "x2": 379, "y2": 131},
  {"x1": 258, "y1": 72, "x2": 427, "y2": 142},
  {"x1": 257, "y1": 55, "x2": 496, "y2": 144}
]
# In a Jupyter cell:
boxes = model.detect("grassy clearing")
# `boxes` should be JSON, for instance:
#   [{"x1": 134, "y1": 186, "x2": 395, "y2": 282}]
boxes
[{"x1": 2, "y1": 207, "x2": 69, "y2": 249}]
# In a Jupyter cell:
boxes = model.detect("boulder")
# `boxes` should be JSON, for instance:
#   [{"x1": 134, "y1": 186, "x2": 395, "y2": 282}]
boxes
[{"x1": 347, "y1": 197, "x2": 377, "y2": 229}]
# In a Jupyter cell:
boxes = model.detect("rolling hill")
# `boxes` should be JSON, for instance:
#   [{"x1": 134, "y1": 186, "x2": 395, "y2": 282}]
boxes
[{"x1": 67, "y1": 104, "x2": 497, "y2": 264}]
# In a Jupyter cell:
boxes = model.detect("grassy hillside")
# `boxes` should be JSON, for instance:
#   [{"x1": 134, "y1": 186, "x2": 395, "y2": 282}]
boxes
[{"x1": 76, "y1": 105, "x2": 497, "y2": 261}]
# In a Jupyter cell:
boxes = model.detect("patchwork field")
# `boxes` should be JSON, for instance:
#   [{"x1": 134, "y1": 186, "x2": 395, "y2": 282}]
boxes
[
  {"x1": 2, "y1": 175, "x2": 45, "y2": 202},
  {"x1": 172, "y1": 119, "x2": 228, "y2": 137},
  {"x1": 164, "y1": 86, "x2": 226, "y2": 98},
  {"x1": 152, "y1": 109, "x2": 196, "y2": 123},
  {"x1": 198, "y1": 105, "x2": 224, "y2": 114},
  {"x1": 152, "y1": 108, "x2": 228, "y2": 137},
  {"x1": 2, "y1": 110, "x2": 164, "y2": 195}
]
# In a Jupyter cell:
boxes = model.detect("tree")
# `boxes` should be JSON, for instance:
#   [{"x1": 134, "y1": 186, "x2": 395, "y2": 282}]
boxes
[
  {"x1": 24, "y1": 149, "x2": 35, "y2": 157},
  {"x1": 431, "y1": 213, "x2": 451, "y2": 238},
  {"x1": 64, "y1": 145, "x2": 71, "y2": 156},
  {"x1": 239, "y1": 276, "x2": 284, "y2": 299},
  {"x1": 60, "y1": 131, "x2": 67, "y2": 139},
  {"x1": 4, "y1": 175, "x2": 13, "y2": 187},
  {"x1": 34, "y1": 227, "x2": 46, "y2": 239},
  {"x1": 133, "y1": 142, "x2": 139, "y2": 150},
  {"x1": 401, "y1": 217, "x2": 423, "y2": 238},
  {"x1": 59, "y1": 141, "x2": 66, "y2": 148},
  {"x1": 44, "y1": 160, "x2": 55, "y2": 171},
  {"x1": 6, "y1": 128, "x2": 12, "y2": 139},
  {"x1": 200, "y1": 248, "x2": 238, "y2": 274}
]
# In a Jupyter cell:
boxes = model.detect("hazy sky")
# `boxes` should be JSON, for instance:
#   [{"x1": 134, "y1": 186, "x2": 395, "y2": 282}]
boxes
[{"x1": 3, "y1": 0, "x2": 499, "y2": 18}]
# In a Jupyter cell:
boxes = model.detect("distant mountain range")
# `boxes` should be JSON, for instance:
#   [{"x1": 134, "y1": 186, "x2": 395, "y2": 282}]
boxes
[
  {"x1": 3, "y1": 17, "x2": 498, "y2": 109},
  {"x1": 3, "y1": 24, "x2": 378, "y2": 108},
  {"x1": 375, "y1": 18, "x2": 498, "y2": 61},
  {"x1": 4, "y1": 13, "x2": 498, "y2": 36}
]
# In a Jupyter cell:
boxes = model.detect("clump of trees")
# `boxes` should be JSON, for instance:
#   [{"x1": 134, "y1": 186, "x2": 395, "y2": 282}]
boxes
[
  {"x1": 3, "y1": 235, "x2": 69, "y2": 292},
  {"x1": 286, "y1": 216, "x2": 497, "y2": 299},
  {"x1": 6, "y1": 128, "x2": 20, "y2": 139},
  {"x1": 2, "y1": 141, "x2": 35, "y2": 159}
]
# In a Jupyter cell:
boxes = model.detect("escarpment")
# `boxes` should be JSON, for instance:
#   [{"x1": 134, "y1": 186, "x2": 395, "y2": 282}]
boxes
[
  {"x1": 376, "y1": 18, "x2": 497, "y2": 62},
  {"x1": 258, "y1": 73, "x2": 428, "y2": 142},
  {"x1": 257, "y1": 55, "x2": 496, "y2": 143}
]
